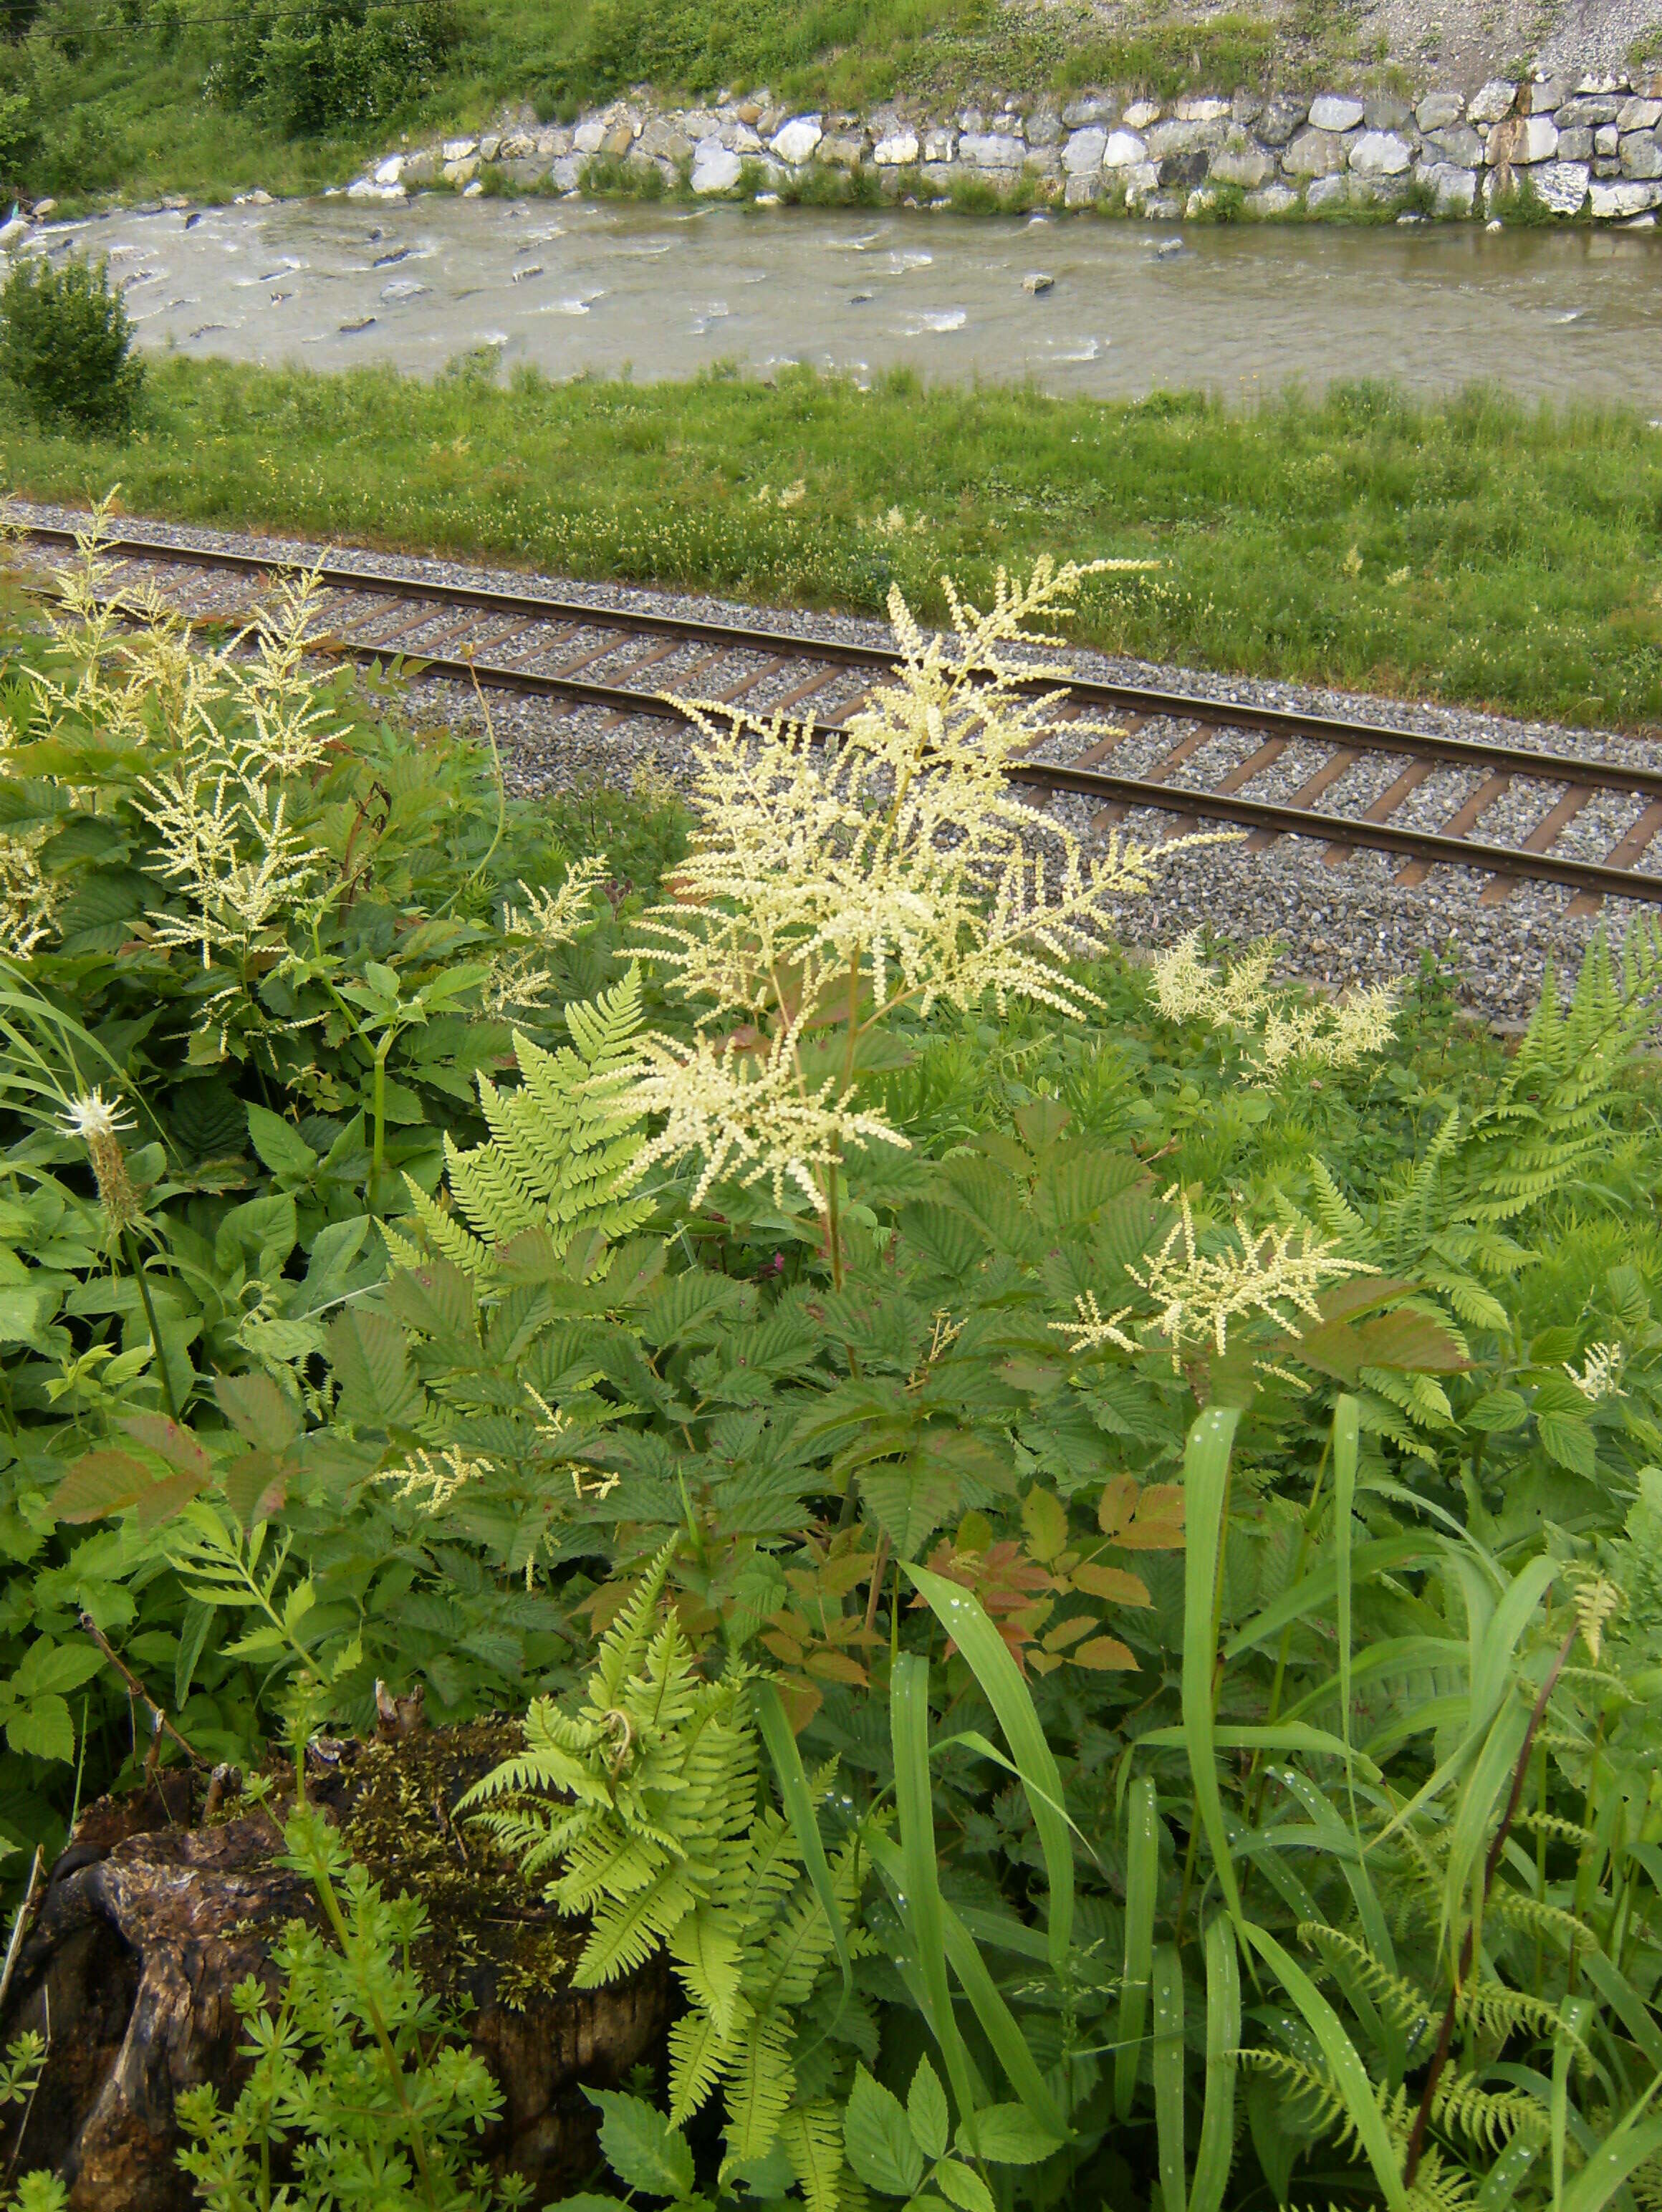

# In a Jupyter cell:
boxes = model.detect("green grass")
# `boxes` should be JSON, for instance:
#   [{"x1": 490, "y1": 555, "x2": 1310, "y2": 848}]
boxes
[
  {"x1": 1, "y1": 0, "x2": 1346, "y2": 211},
  {"x1": 5, "y1": 355, "x2": 1661, "y2": 730}
]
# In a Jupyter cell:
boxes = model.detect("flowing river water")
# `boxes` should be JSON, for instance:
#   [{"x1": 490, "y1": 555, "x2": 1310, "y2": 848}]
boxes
[{"x1": 40, "y1": 191, "x2": 1662, "y2": 407}]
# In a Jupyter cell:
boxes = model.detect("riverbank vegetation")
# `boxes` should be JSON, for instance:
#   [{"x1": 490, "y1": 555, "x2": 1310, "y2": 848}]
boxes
[
  {"x1": 2, "y1": 520, "x2": 1662, "y2": 2208},
  {"x1": 1, "y1": 0, "x2": 1348, "y2": 211},
  {"x1": 5, "y1": 357, "x2": 1661, "y2": 730}
]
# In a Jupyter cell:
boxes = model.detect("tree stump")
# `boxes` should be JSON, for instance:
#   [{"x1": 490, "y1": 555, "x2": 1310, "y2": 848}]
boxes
[{"x1": 0, "y1": 1720, "x2": 669, "y2": 2212}]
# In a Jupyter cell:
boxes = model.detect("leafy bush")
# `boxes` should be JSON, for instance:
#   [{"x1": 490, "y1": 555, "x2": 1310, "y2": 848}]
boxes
[
  {"x1": 0, "y1": 254, "x2": 142, "y2": 432},
  {"x1": 216, "y1": 0, "x2": 457, "y2": 134},
  {"x1": 0, "y1": 86, "x2": 38, "y2": 191}
]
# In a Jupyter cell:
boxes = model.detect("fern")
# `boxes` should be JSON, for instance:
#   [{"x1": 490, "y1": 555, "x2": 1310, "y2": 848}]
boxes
[
  {"x1": 1306, "y1": 926, "x2": 1662, "y2": 1385},
  {"x1": 462, "y1": 1543, "x2": 863, "y2": 2199},
  {"x1": 390, "y1": 966, "x2": 652, "y2": 1282}
]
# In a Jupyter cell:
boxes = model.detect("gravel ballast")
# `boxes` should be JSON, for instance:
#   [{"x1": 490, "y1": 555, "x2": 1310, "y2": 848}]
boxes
[{"x1": 9, "y1": 497, "x2": 1660, "y2": 1024}]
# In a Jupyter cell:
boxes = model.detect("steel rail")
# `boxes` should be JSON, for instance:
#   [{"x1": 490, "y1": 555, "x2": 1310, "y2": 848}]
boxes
[
  {"x1": 18, "y1": 518, "x2": 1662, "y2": 801},
  {"x1": 12, "y1": 519, "x2": 1662, "y2": 906}
]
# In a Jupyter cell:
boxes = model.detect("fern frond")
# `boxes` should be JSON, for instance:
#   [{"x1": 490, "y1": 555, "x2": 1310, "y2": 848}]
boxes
[
  {"x1": 1459, "y1": 1976, "x2": 1583, "y2": 2057},
  {"x1": 670, "y1": 1907, "x2": 746, "y2": 2042},
  {"x1": 1298, "y1": 1924, "x2": 1436, "y2": 2045},
  {"x1": 779, "y1": 2100, "x2": 845, "y2": 2212},
  {"x1": 1429, "y1": 2071, "x2": 1550, "y2": 2151},
  {"x1": 722, "y1": 2015, "x2": 796, "y2": 2162},
  {"x1": 416, "y1": 970, "x2": 650, "y2": 1281},
  {"x1": 668, "y1": 2004, "x2": 733, "y2": 2126}
]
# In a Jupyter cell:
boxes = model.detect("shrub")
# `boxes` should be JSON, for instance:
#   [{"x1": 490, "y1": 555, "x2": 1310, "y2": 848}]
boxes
[
  {"x1": 0, "y1": 86, "x2": 38, "y2": 192},
  {"x1": 218, "y1": 0, "x2": 456, "y2": 135},
  {"x1": 0, "y1": 252, "x2": 143, "y2": 431}
]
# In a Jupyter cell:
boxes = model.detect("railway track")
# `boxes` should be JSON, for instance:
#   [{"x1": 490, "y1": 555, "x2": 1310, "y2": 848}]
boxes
[{"x1": 12, "y1": 519, "x2": 1662, "y2": 915}]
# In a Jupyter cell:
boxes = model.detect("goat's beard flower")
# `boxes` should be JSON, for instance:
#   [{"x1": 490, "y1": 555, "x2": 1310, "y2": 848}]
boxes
[
  {"x1": 625, "y1": 558, "x2": 1229, "y2": 1208},
  {"x1": 1153, "y1": 931, "x2": 1398, "y2": 1075},
  {"x1": 62, "y1": 1088, "x2": 140, "y2": 1235}
]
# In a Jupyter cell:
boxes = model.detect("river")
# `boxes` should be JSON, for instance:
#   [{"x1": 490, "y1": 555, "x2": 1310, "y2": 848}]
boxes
[{"x1": 42, "y1": 191, "x2": 1662, "y2": 408}]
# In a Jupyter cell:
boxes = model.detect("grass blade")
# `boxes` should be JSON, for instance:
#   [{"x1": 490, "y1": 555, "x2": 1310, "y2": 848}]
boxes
[
  {"x1": 1558, "y1": 2100, "x2": 1662, "y2": 2212},
  {"x1": 890, "y1": 1651, "x2": 981, "y2": 2140},
  {"x1": 1332, "y1": 1394, "x2": 1358, "y2": 1837},
  {"x1": 1474, "y1": 2135, "x2": 1540, "y2": 2212},
  {"x1": 1181, "y1": 1405, "x2": 1244, "y2": 1925},
  {"x1": 1239, "y1": 1923, "x2": 1408, "y2": 2212},
  {"x1": 1115, "y1": 1773, "x2": 1160, "y2": 2121},
  {"x1": 755, "y1": 1679, "x2": 851, "y2": 2025},
  {"x1": 1552, "y1": 1995, "x2": 1594, "y2": 2208},
  {"x1": 906, "y1": 1562, "x2": 1073, "y2": 1975},
  {"x1": 1153, "y1": 1942, "x2": 1186, "y2": 2212},
  {"x1": 1222, "y1": 1534, "x2": 1439, "y2": 1661},
  {"x1": 864, "y1": 1829, "x2": 1066, "y2": 2135},
  {"x1": 1191, "y1": 1917, "x2": 1239, "y2": 2212}
]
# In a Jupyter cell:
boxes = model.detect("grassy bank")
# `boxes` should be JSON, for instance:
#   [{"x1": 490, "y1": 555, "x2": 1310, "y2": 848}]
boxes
[
  {"x1": 2, "y1": 0, "x2": 1345, "y2": 211},
  {"x1": 4, "y1": 354, "x2": 1661, "y2": 729}
]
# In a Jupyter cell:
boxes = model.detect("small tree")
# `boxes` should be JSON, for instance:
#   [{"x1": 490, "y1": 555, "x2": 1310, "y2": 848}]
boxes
[{"x1": 0, "y1": 251, "x2": 143, "y2": 433}]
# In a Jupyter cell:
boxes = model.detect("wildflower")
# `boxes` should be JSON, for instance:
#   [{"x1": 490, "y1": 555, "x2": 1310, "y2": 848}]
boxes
[
  {"x1": 375, "y1": 1447, "x2": 487, "y2": 1512},
  {"x1": 1126, "y1": 1186, "x2": 1375, "y2": 1365},
  {"x1": 524, "y1": 1383, "x2": 620, "y2": 1502},
  {"x1": 1051, "y1": 1290, "x2": 1140, "y2": 1355},
  {"x1": 61, "y1": 1087, "x2": 141, "y2": 1234},
  {"x1": 1153, "y1": 931, "x2": 1398, "y2": 1075},
  {"x1": 481, "y1": 854, "x2": 609, "y2": 1017},
  {"x1": 777, "y1": 479, "x2": 807, "y2": 510},
  {"x1": 633, "y1": 1022, "x2": 908, "y2": 1210},
  {"x1": 624, "y1": 557, "x2": 1221, "y2": 1241},
  {"x1": 1565, "y1": 1341, "x2": 1625, "y2": 1401},
  {"x1": 0, "y1": 830, "x2": 62, "y2": 958}
]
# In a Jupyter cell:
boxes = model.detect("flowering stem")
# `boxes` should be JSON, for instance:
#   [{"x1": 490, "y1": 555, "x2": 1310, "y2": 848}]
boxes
[{"x1": 122, "y1": 1228, "x2": 180, "y2": 1422}]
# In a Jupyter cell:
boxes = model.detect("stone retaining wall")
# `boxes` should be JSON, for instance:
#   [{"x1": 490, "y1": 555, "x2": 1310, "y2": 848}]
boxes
[{"x1": 351, "y1": 72, "x2": 1662, "y2": 226}]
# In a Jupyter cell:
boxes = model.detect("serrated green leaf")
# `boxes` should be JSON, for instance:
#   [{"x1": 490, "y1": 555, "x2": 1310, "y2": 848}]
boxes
[
  {"x1": 244, "y1": 1102, "x2": 319, "y2": 1183},
  {"x1": 328, "y1": 1307, "x2": 423, "y2": 1430},
  {"x1": 6, "y1": 1693, "x2": 74, "y2": 1763},
  {"x1": 907, "y1": 2057, "x2": 948, "y2": 2161},
  {"x1": 956, "y1": 2105, "x2": 1062, "y2": 2166},
  {"x1": 844, "y1": 2065, "x2": 923, "y2": 2197},
  {"x1": 582, "y1": 2089, "x2": 695, "y2": 2201},
  {"x1": 934, "y1": 2161, "x2": 995, "y2": 2212}
]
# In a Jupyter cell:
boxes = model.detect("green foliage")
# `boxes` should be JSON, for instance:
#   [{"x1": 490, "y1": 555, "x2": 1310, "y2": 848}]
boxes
[
  {"x1": 0, "y1": 254, "x2": 141, "y2": 434},
  {"x1": 464, "y1": 1548, "x2": 867, "y2": 2196},
  {"x1": 213, "y1": 0, "x2": 458, "y2": 135},
  {"x1": 4, "y1": 524, "x2": 1662, "y2": 2211},
  {"x1": 176, "y1": 1799, "x2": 528, "y2": 2212},
  {"x1": 393, "y1": 968, "x2": 653, "y2": 1283},
  {"x1": 0, "y1": 524, "x2": 683, "y2": 1859},
  {"x1": 9, "y1": 358, "x2": 1662, "y2": 731}
]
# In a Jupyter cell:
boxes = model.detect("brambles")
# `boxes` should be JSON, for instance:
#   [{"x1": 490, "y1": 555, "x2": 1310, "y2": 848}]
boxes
[{"x1": 0, "y1": 254, "x2": 142, "y2": 433}]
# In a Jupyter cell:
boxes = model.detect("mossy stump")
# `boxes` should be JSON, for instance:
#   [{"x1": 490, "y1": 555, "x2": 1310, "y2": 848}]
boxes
[{"x1": 0, "y1": 1719, "x2": 669, "y2": 2212}]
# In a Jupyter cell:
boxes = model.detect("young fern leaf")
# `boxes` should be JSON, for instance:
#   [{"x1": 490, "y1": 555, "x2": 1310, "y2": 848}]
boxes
[{"x1": 392, "y1": 966, "x2": 652, "y2": 1281}]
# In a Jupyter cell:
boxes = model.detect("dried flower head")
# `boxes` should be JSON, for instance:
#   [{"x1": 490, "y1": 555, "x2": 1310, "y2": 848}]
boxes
[{"x1": 61, "y1": 1087, "x2": 140, "y2": 1235}]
